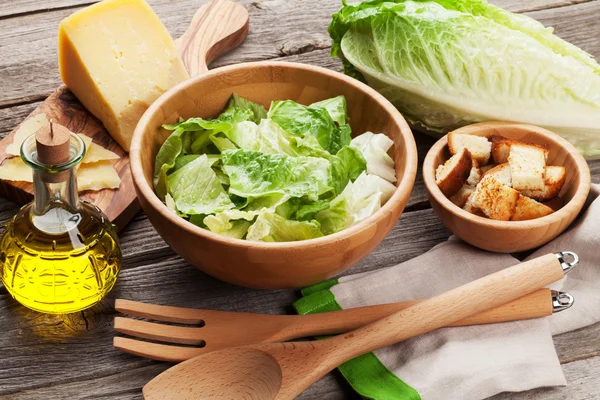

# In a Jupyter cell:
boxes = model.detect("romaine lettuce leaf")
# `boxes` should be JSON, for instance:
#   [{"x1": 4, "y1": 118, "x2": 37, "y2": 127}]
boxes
[
  {"x1": 168, "y1": 154, "x2": 234, "y2": 215},
  {"x1": 316, "y1": 172, "x2": 396, "y2": 234},
  {"x1": 350, "y1": 132, "x2": 396, "y2": 183},
  {"x1": 222, "y1": 149, "x2": 332, "y2": 200},
  {"x1": 330, "y1": 0, "x2": 600, "y2": 158},
  {"x1": 153, "y1": 128, "x2": 192, "y2": 200},
  {"x1": 310, "y1": 95, "x2": 349, "y2": 126},
  {"x1": 203, "y1": 209, "x2": 257, "y2": 239},
  {"x1": 224, "y1": 93, "x2": 268, "y2": 124},
  {"x1": 268, "y1": 100, "x2": 351, "y2": 154},
  {"x1": 329, "y1": 145, "x2": 367, "y2": 194},
  {"x1": 228, "y1": 119, "x2": 297, "y2": 156},
  {"x1": 246, "y1": 211, "x2": 323, "y2": 242}
]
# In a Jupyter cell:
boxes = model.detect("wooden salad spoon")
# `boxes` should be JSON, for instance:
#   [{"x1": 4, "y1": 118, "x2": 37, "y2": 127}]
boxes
[{"x1": 143, "y1": 251, "x2": 577, "y2": 399}]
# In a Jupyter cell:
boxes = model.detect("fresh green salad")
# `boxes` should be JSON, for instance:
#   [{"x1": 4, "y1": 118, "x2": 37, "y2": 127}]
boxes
[{"x1": 154, "y1": 94, "x2": 397, "y2": 242}]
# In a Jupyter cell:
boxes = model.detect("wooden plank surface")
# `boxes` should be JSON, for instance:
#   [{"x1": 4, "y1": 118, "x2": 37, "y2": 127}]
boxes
[{"x1": 0, "y1": 0, "x2": 599, "y2": 399}]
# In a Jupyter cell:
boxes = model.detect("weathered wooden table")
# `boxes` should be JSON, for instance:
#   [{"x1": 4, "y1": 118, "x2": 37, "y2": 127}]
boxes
[{"x1": 1, "y1": 0, "x2": 599, "y2": 398}]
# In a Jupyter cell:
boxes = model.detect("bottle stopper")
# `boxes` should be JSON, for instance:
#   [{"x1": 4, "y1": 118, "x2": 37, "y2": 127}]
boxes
[{"x1": 35, "y1": 120, "x2": 71, "y2": 166}]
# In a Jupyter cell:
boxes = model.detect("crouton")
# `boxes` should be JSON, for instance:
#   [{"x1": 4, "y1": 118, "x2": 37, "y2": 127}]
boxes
[
  {"x1": 480, "y1": 164, "x2": 494, "y2": 174},
  {"x1": 543, "y1": 196, "x2": 564, "y2": 211},
  {"x1": 508, "y1": 143, "x2": 548, "y2": 191},
  {"x1": 491, "y1": 135, "x2": 549, "y2": 164},
  {"x1": 470, "y1": 176, "x2": 520, "y2": 221},
  {"x1": 483, "y1": 163, "x2": 512, "y2": 187},
  {"x1": 463, "y1": 192, "x2": 485, "y2": 216},
  {"x1": 511, "y1": 196, "x2": 554, "y2": 221},
  {"x1": 435, "y1": 148, "x2": 472, "y2": 197},
  {"x1": 520, "y1": 166, "x2": 566, "y2": 201},
  {"x1": 466, "y1": 160, "x2": 482, "y2": 186},
  {"x1": 448, "y1": 132, "x2": 492, "y2": 165},
  {"x1": 450, "y1": 184, "x2": 475, "y2": 208},
  {"x1": 490, "y1": 135, "x2": 513, "y2": 164}
]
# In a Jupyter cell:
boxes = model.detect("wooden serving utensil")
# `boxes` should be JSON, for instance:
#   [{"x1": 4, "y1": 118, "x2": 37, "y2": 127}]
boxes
[
  {"x1": 0, "y1": 0, "x2": 249, "y2": 229},
  {"x1": 142, "y1": 252, "x2": 577, "y2": 399},
  {"x1": 113, "y1": 287, "x2": 575, "y2": 362}
]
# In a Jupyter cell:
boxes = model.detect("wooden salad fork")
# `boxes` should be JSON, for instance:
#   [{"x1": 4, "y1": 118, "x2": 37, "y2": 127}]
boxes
[{"x1": 114, "y1": 256, "x2": 576, "y2": 363}]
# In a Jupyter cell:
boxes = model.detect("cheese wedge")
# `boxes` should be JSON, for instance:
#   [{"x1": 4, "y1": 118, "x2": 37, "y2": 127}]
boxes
[
  {"x1": 58, "y1": 0, "x2": 189, "y2": 151},
  {"x1": 77, "y1": 161, "x2": 121, "y2": 191},
  {"x1": 6, "y1": 113, "x2": 49, "y2": 156}
]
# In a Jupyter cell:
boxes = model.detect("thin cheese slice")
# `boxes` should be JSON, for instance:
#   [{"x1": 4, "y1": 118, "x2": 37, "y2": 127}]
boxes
[
  {"x1": 0, "y1": 157, "x2": 33, "y2": 182},
  {"x1": 83, "y1": 143, "x2": 120, "y2": 164},
  {"x1": 58, "y1": 0, "x2": 189, "y2": 151},
  {"x1": 77, "y1": 161, "x2": 121, "y2": 191},
  {"x1": 6, "y1": 113, "x2": 49, "y2": 156},
  {"x1": 0, "y1": 155, "x2": 121, "y2": 192},
  {"x1": 77, "y1": 134, "x2": 119, "y2": 164}
]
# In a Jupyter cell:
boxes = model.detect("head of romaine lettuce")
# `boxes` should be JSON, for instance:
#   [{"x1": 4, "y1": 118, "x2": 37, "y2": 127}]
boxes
[{"x1": 330, "y1": 0, "x2": 600, "y2": 158}]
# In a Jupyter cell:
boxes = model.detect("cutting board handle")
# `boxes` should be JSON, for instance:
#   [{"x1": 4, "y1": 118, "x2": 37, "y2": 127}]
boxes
[{"x1": 175, "y1": 0, "x2": 249, "y2": 76}]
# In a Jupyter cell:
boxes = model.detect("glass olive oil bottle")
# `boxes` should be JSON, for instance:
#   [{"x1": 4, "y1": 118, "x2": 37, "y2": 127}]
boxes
[{"x1": 0, "y1": 123, "x2": 121, "y2": 314}]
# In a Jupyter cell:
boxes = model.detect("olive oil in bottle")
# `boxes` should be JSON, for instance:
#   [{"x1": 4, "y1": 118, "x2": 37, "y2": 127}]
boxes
[{"x1": 0, "y1": 122, "x2": 121, "y2": 314}]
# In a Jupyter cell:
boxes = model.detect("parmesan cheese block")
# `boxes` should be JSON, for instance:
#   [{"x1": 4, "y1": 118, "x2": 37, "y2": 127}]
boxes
[
  {"x1": 58, "y1": 0, "x2": 189, "y2": 151},
  {"x1": 6, "y1": 113, "x2": 49, "y2": 156},
  {"x1": 77, "y1": 161, "x2": 121, "y2": 191}
]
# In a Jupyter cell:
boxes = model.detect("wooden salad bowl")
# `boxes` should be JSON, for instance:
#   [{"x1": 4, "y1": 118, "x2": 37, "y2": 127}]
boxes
[
  {"x1": 130, "y1": 62, "x2": 418, "y2": 289},
  {"x1": 423, "y1": 122, "x2": 591, "y2": 253}
]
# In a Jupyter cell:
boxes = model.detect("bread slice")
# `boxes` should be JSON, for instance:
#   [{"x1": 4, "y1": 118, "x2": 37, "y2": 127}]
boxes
[
  {"x1": 448, "y1": 132, "x2": 492, "y2": 165},
  {"x1": 508, "y1": 143, "x2": 548, "y2": 191},
  {"x1": 520, "y1": 166, "x2": 566, "y2": 201},
  {"x1": 450, "y1": 184, "x2": 475, "y2": 208},
  {"x1": 483, "y1": 163, "x2": 512, "y2": 187},
  {"x1": 511, "y1": 196, "x2": 554, "y2": 221},
  {"x1": 491, "y1": 135, "x2": 549, "y2": 164},
  {"x1": 543, "y1": 196, "x2": 564, "y2": 211},
  {"x1": 470, "y1": 176, "x2": 520, "y2": 221},
  {"x1": 435, "y1": 148, "x2": 472, "y2": 197}
]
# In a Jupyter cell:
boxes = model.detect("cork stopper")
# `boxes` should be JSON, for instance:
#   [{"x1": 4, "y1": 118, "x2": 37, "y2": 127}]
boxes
[{"x1": 35, "y1": 120, "x2": 71, "y2": 165}]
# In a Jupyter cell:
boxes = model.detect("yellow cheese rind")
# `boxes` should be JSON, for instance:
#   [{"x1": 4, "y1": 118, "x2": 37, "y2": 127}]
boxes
[
  {"x1": 0, "y1": 157, "x2": 33, "y2": 182},
  {"x1": 58, "y1": 0, "x2": 189, "y2": 152},
  {"x1": 77, "y1": 161, "x2": 121, "y2": 191},
  {"x1": 6, "y1": 113, "x2": 49, "y2": 156}
]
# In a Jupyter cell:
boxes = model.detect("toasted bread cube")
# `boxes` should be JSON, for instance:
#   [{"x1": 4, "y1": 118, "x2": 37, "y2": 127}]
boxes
[
  {"x1": 436, "y1": 148, "x2": 472, "y2": 197},
  {"x1": 511, "y1": 196, "x2": 554, "y2": 221},
  {"x1": 480, "y1": 164, "x2": 494, "y2": 174},
  {"x1": 483, "y1": 163, "x2": 512, "y2": 187},
  {"x1": 520, "y1": 166, "x2": 566, "y2": 201},
  {"x1": 490, "y1": 135, "x2": 513, "y2": 164},
  {"x1": 508, "y1": 143, "x2": 548, "y2": 191},
  {"x1": 463, "y1": 192, "x2": 485, "y2": 216},
  {"x1": 471, "y1": 176, "x2": 520, "y2": 221},
  {"x1": 491, "y1": 135, "x2": 549, "y2": 164},
  {"x1": 448, "y1": 132, "x2": 492, "y2": 165},
  {"x1": 542, "y1": 196, "x2": 564, "y2": 211},
  {"x1": 450, "y1": 184, "x2": 475, "y2": 208},
  {"x1": 466, "y1": 160, "x2": 482, "y2": 186}
]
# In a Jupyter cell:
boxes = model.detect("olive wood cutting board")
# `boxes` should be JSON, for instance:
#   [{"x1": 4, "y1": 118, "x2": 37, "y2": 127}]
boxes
[{"x1": 0, "y1": 0, "x2": 249, "y2": 230}]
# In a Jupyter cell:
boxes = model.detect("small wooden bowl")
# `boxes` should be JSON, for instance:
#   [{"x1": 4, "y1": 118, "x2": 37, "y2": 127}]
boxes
[
  {"x1": 423, "y1": 122, "x2": 591, "y2": 253},
  {"x1": 131, "y1": 61, "x2": 418, "y2": 289}
]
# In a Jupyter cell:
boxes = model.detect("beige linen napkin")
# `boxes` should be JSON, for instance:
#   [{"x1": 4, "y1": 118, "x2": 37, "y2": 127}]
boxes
[{"x1": 294, "y1": 184, "x2": 599, "y2": 400}]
